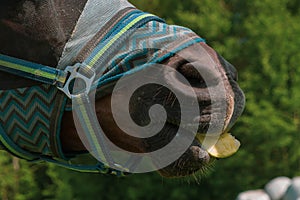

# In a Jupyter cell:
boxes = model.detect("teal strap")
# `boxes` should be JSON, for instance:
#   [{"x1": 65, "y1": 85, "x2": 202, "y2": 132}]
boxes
[
  {"x1": 72, "y1": 94, "x2": 113, "y2": 165},
  {"x1": 0, "y1": 54, "x2": 67, "y2": 87},
  {"x1": 40, "y1": 156, "x2": 128, "y2": 176}
]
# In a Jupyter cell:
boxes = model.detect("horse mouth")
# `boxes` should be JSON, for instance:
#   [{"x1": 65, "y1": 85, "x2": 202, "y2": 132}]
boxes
[
  {"x1": 156, "y1": 113, "x2": 236, "y2": 178},
  {"x1": 128, "y1": 101, "x2": 233, "y2": 177}
]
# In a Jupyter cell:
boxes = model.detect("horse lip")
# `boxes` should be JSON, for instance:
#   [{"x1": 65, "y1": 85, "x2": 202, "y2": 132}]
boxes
[{"x1": 167, "y1": 110, "x2": 229, "y2": 136}]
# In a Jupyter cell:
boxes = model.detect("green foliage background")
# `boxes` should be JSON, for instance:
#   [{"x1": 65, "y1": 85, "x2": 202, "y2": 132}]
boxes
[{"x1": 0, "y1": 0, "x2": 299, "y2": 199}]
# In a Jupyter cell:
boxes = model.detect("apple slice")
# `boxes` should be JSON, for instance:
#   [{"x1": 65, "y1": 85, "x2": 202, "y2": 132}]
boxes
[{"x1": 196, "y1": 133, "x2": 240, "y2": 158}]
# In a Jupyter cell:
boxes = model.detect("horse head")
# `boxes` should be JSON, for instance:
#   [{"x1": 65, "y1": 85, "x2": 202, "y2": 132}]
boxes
[{"x1": 0, "y1": 0, "x2": 245, "y2": 177}]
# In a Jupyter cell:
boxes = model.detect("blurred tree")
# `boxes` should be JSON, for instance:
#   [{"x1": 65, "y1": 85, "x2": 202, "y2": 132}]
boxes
[{"x1": 0, "y1": 153, "x2": 38, "y2": 200}]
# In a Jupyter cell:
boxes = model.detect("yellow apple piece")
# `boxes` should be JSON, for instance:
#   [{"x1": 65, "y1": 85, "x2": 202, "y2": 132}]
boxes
[{"x1": 196, "y1": 133, "x2": 240, "y2": 158}]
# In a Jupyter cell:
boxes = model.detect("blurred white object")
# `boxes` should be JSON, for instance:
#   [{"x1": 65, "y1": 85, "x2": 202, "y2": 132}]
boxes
[
  {"x1": 264, "y1": 176, "x2": 291, "y2": 200},
  {"x1": 236, "y1": 189, "x2": 271, "y2": 200},
  {"x1": 283, "y1": 177, "x2": 300, "y2": 200}
]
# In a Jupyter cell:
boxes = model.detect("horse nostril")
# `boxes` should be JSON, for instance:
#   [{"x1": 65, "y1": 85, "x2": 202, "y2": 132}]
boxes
[
  {"x1": 177, "y1": 61, "x2": 221, "y2": 89},
  {"x1": 177, "y1": 63, "x2": 207, "y2": 88}
]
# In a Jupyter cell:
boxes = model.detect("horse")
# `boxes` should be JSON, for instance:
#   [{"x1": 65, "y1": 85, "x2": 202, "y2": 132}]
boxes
[{"x1": 0, "y1": 0, "x2": 245, "y2": 177}]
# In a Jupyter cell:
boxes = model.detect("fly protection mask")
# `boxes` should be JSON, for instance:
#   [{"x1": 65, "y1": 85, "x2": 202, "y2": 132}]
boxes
[{"x1": 0, "y1": 0, "x2": 206, "y2": 176}]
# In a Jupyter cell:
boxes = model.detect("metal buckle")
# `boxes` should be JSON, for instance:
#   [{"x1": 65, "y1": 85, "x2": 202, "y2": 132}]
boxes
[{"x1": 57, "y1": 63, "x2": 96, "y2": 99}]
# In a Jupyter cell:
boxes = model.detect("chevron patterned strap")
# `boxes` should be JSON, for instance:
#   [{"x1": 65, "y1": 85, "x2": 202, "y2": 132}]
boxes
[
  {"x1": 95, "y1": 21, "x2": 205, "y2": 89},
  {"x1": 0, "y1": 84, "x2": 66, "y2": 160}
]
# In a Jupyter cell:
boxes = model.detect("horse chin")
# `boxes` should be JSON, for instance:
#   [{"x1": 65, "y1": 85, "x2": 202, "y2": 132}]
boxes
[
  {"x1": 137, "y1": 139, "x2": 214, "y2": 178},
  {"x1": 157, "y1": 154, "x2": 214, "y2": 178},
  {"x1": 155, "y1": 121, "x2": 215, "y2": 178}
]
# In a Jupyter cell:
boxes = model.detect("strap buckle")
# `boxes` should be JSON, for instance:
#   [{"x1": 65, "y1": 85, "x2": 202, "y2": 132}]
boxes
[{"x1": 57, "y1": 63, "x2": 96, "y2": 99}]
